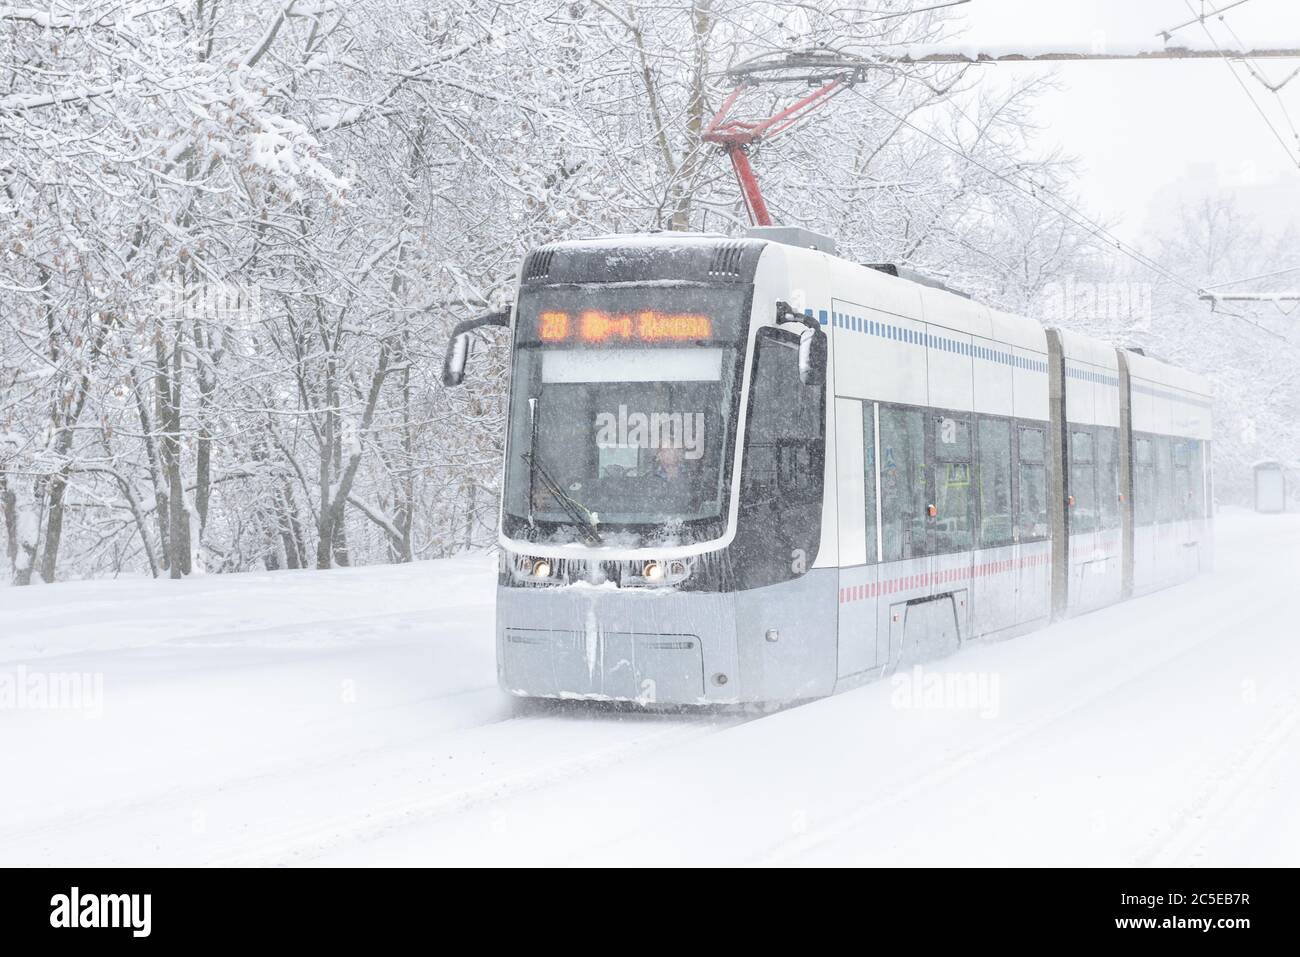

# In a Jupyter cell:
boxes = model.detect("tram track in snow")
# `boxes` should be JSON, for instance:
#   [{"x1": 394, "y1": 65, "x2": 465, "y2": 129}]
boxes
[
  {"x1": 3, "y1": 606, "x2": 489, "y2": 668},
  {"x1": 18, "y1": 566, "x2": 1271, "y2": 867},
  {"x1": 204, "y1": 565, "x2": 1263, "y2": 869},
  {"x1": 4, "y1": 514, "x2": 1295, "y2": 866},
  {"x1": 1133, "y1": 691, "x2": 1300, "y2": 867},
  {"x1": 752, "y1": 563, "x2": 1293, "y2": 866},
  {"x1": 0, "y1": 684, "x2": 748, "y2": 867},
  {"x1": 0, "y1": 685, "x2": 513, "y2": 859},
  {"x1": 207, "y1": 709, "x2": 747, "y2": 867}
]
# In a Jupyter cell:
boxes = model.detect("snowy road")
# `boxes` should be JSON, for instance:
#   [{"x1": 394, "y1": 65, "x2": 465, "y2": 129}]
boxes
[{"x1": 1, "y1": 509, "x2": 1297, "y2": 867}]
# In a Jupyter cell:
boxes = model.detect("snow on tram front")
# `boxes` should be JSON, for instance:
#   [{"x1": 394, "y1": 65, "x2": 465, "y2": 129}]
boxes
[{"x1": 443, "y1": 231, "x2": 833, "y2": 705}]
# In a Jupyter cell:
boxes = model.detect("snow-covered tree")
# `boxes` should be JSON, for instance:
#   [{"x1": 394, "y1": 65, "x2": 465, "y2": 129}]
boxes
[{"x1": 1, "y1": 0, "x2": 1112, "y2": 583}]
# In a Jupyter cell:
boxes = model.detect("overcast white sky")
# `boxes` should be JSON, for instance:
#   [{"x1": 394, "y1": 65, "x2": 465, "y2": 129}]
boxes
[{"x1": 946, "y1": 0, "x2": 1300, "y2": 242}]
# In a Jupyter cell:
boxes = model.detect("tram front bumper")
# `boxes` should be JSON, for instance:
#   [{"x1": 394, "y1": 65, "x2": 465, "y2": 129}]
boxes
[{"x1": 495, "y1": 583, "x2": 740, "y2": 705}]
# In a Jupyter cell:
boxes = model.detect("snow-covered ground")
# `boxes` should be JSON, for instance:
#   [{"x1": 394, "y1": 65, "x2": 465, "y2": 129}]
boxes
[{"x1": 2, "y1": 508, "x2": 1297, "y2": 867}]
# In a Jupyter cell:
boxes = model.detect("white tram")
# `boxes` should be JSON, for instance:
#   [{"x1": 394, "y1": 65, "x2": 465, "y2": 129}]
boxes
[{"x1": 443, "y1": 227, "x2": 1213, "y2": 705}]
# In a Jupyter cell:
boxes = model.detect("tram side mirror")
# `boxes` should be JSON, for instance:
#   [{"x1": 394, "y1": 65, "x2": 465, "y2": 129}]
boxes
[
  {"x1": 774, "y1": 301, "x2": 826, "y2": 388},
  {"x1": 442, "y1": 333, "x2": 471, "y2": 387},
  {"x1": 798, "y1": 327, "x2": 827, "y2": 387},
  {"x1": 441, "y1": 308, "x2": 511, "y2": 387}
]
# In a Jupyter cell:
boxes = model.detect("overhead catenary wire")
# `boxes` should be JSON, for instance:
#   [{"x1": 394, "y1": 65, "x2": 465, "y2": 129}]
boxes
[
  {"x1": 843, "y1": 85, "x2": 1297, "y2": 345},
  {"x1": 844, "y1": 86, "x2": 1201, "y2": 295},
  {"x1": 1160, "y1": 0, "x2": 1300, "y2": 322},
  {"x1": 1201, "y1": 264, "x2": 1300, "y2": 289},
  {"x1": 1178, "y1": 0, "x2": 1300, "y2": 169},
  {"x1": 1159, "y1": 0, "x2": 1297, "y2": 92},
  {"x1": 1215, "y1": 14, "x2": 1300, "y2": 152},
  {"x1": 1158, "y1": 0, "x2": 1259, "y2": 41},
  {"x1": 906, "y1": 71, "x2": 1300, "y2": 319},
  {"x1": 870, "y1": 0, "x2": 972, "y2": 23},
  {"x1": 699, "y1": 14, "x2": 1298, "y2": 343}
]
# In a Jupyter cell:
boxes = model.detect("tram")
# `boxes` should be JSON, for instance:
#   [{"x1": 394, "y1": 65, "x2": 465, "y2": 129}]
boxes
[{"x1": 442, "y1": 227, "x2": 1213, "y2": 705}]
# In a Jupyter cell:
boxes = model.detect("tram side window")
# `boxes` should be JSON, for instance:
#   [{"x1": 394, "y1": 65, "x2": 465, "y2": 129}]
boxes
[
  {"x1": 862, "y1": 409, "x2": 879, "y2": 563},
  {"x1": 1097, "y1": 427, "x2": 1120, "y2": 530},
  {"x1": 1069, "y1": 428, "x2": 1098, "y2": 534},
  {"x1": 933, "y1": 413, "x2": 973, "y2": 553},
  {"x1": 977, "y1": 417, "x2": 1013, "y2": 548},
  {"x1": 1017, "y1": 425, "x2": 1049, "y2": 542},
  {"x1": 1155, "y1": 436, "x2": 1175, "y2": 523},
  {"x1": 1134, "y1": 436, "x2": 1155, "y2": 526},
  {"x1": 880, "y1": 407, "x2": 927, "y2": 561}
]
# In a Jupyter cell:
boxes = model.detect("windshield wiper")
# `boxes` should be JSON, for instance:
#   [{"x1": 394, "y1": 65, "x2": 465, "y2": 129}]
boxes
[
  {"x1": 523, "y1": 395, "x2": 602, "y2": 545},
  {"x1": 522, "y1": 450, "x2": 603, "y2": 545}
]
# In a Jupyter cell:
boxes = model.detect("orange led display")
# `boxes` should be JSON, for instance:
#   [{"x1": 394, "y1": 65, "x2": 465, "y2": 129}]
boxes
[
  {"x1": 580, "y1": 310, "x2": 635, "y2": 342},
  {"x1": 538, "y1": 310, "x2": 712, "y2": 343},
  {"x1": 538, "y1": 311, "x2": 569, "y2": 341},
  {"x1": 637, "y1": 311, "x2": 712, "y2": 341}
]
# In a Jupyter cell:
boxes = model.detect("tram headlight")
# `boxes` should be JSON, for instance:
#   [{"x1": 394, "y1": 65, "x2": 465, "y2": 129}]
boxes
[
  {"x1": 628, "y1": 558, "x2": 692, "y2": 587},
  {"x1": 512, "y1": 554, "x2": 562, "y2": 583}
]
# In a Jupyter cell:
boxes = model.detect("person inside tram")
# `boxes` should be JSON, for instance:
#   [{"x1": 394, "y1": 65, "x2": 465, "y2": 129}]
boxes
[
  {"x1": 645, "y1": 444, "x2": 700, "y2": 510},
  {"x1": 652, "y1": 444, "x2": 685, "y2": 482}
]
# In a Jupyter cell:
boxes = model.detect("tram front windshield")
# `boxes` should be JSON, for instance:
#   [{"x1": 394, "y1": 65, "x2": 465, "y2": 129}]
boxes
[{"x1": 502, "y1": 285, "x2": 747, "y2": 540}]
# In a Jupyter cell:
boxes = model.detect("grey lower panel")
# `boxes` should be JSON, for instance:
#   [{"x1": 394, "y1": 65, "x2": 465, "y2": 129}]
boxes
[
  {"x1": 497, "y1": 568, "x2": 839, "y2": 705},
  {"x1": 734, "y1": 569, "x2": 839, "y2": 702},
  {"x1": 1066, "y1": 529, "x2": 1123, "y2": 616},
  {"x1": 497, "y1": 583, "x2": 736, "y2": 704},
  {"x1": 1132, "y1": 519, "x2": 1210, "y2": 597},
  {"x1": 503, "y1": 629, "x2": 704, "y2": 702}
]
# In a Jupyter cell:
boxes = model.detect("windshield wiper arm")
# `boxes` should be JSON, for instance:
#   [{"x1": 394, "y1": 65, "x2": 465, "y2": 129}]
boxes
[
  {"x1": 522, "y1": 450, "x2": 603, "y2": 546},
  {"x1": 524, "y1": 395, "x2": 602, "y2": 545}
]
